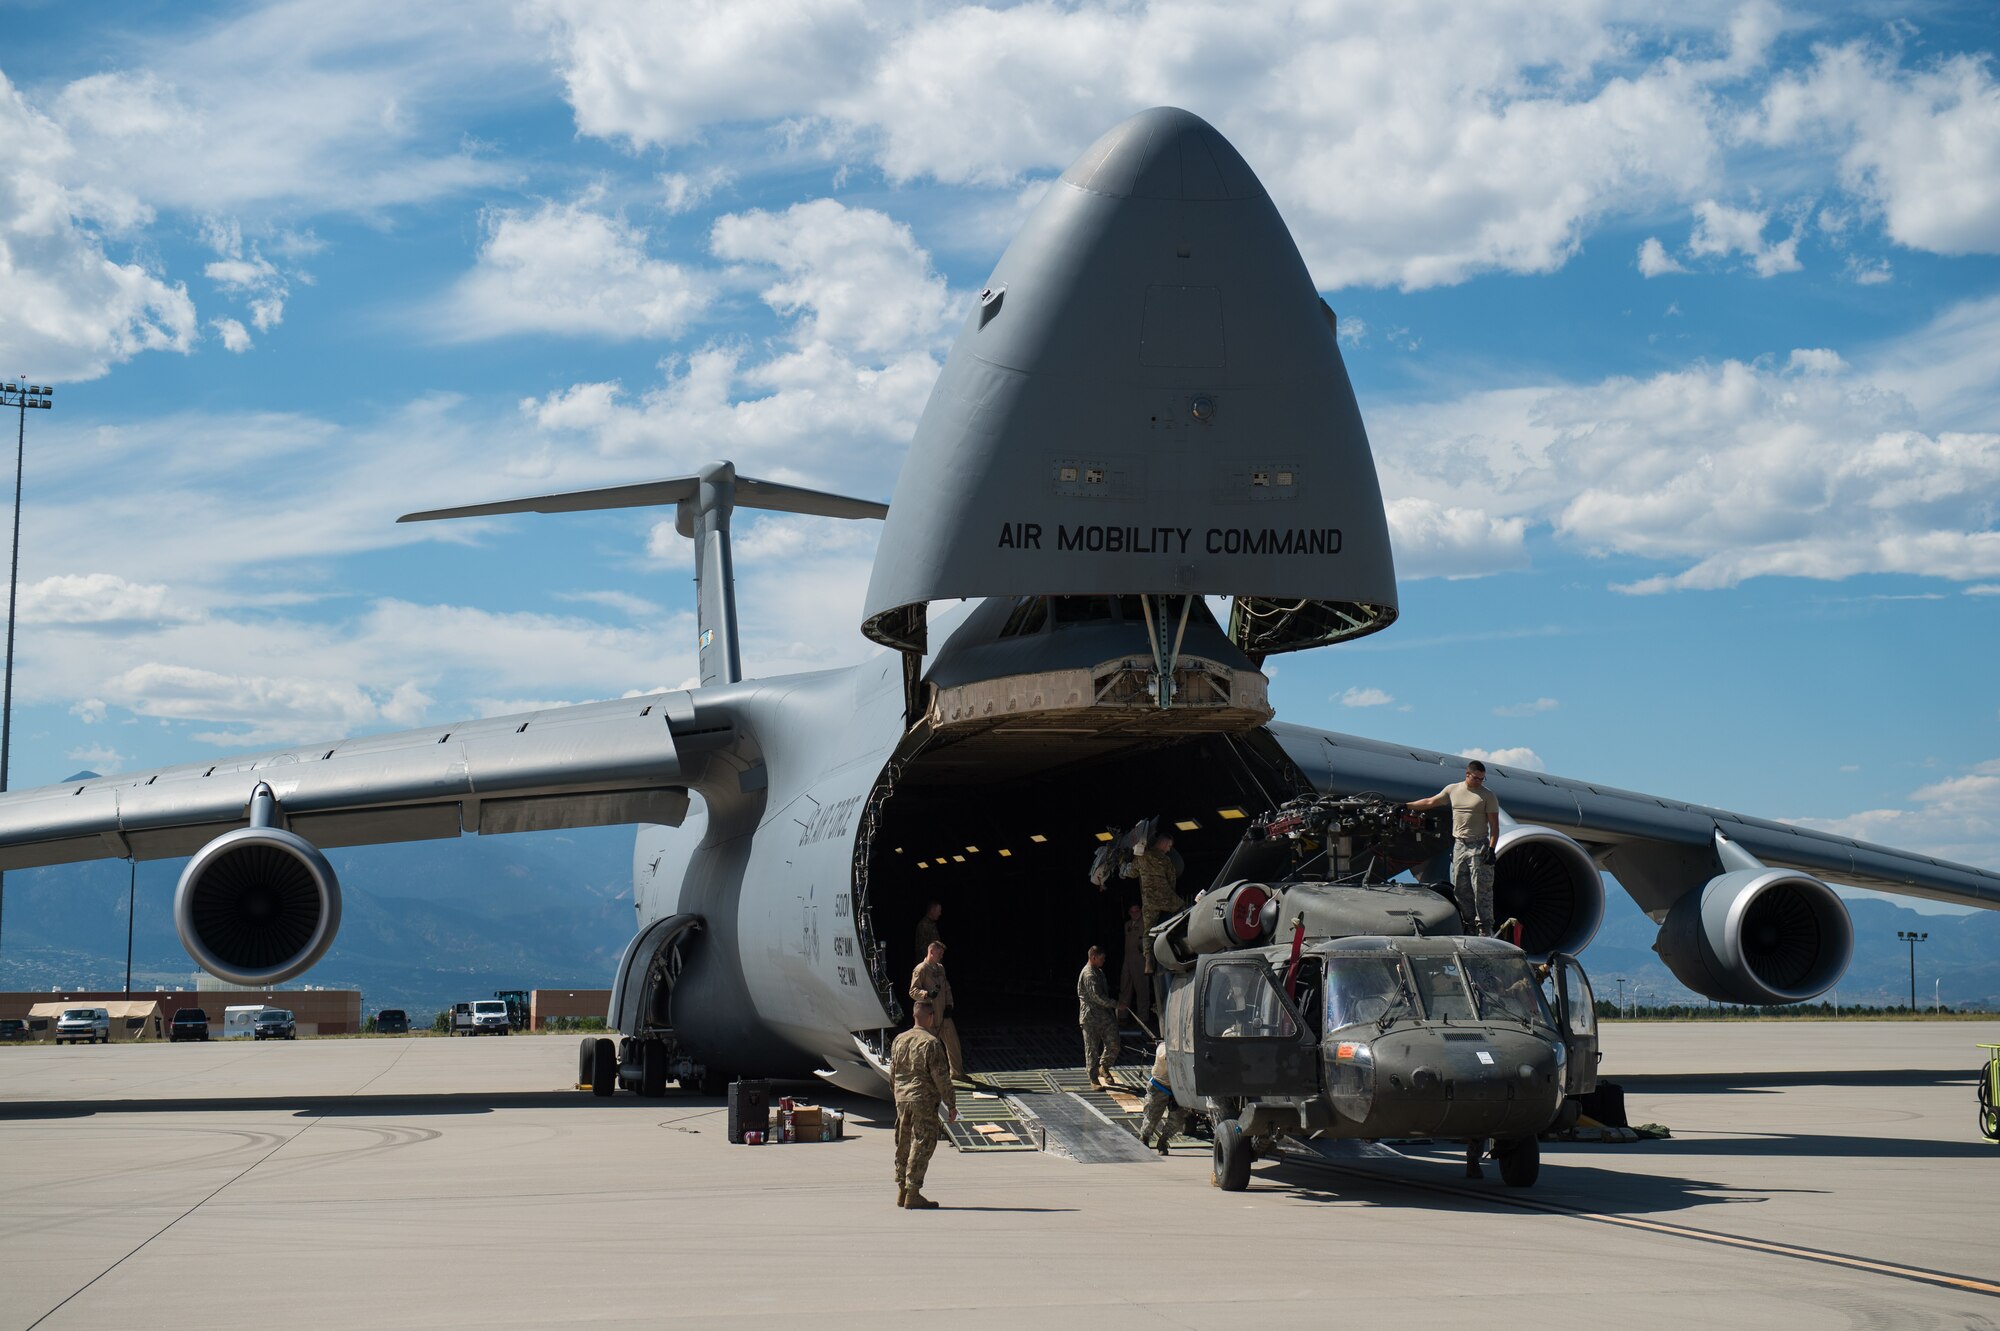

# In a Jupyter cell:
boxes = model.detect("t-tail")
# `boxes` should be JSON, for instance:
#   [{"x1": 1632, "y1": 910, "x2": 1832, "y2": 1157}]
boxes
[{"x1": 400, "y1": 461, "x2": 889, "y2": 686}]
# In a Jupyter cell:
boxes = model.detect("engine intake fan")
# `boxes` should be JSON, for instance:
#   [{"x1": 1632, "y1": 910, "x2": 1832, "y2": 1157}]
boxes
[
  {"x1": 173, "y1": 785, "x2": 341, "y2": 987},
  {"x1": 1492, "y1": 823, "x2": 1605, "y2": 959},
  {"x1": 1655, "y1": 838, "x2": 1852, "y2": 1005}
]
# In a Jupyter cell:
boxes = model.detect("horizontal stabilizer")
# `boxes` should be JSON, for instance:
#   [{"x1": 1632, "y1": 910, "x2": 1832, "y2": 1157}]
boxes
[{"x1": 398, "y1": 473, "x2": 888, "y2": 524}]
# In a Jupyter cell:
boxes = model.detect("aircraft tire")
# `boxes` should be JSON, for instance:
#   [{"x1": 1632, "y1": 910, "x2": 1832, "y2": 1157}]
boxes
[
  {"x1": 1978, "y1": 1072, "x2": 1997, "y2": 1142},
  {"x1": 590, "y1": 1037, "x2": 617, "y2": 1098},
  {"x1": 577, "y1": 1038, "x2": 596, "y2": 1085},
  {"x1": 1212, "y1": 1121, "x2": 1252, "y2": 1192},
  {"x1": 639, "y1": 1039, "x2": 668, "y2": 1098},
  {"x1": 1497, "y1": 1136, "x2": 1540, "y2": 1187}
]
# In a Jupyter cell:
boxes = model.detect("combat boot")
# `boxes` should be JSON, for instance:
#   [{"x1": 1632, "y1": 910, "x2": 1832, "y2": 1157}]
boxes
[
  {"x1": 896, "y1": 1187, "x2": 908, "y2": 1207},
  {"x1": 903, "y1": 1189, "x2": 939, "y2": 1210}
]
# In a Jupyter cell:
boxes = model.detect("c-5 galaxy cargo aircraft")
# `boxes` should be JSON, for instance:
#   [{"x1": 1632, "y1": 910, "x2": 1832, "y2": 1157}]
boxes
[{"x1": 1, "y1": 109, "x2": 1995, "y2": 1100}]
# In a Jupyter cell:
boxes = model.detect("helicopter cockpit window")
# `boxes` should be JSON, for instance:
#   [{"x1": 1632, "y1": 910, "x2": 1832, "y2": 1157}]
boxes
[
  {"x1": 1203, "y1": 964, "x2": 1298, "y2": 1039},
  {"x1": 1407, "y1": 955, "x2": 1477, "y2": 1023},
  {"x1": 1324, "y1": 956, "x2": 1417, "y2": 1030},
  {"x1": 1461, "y1": 955, "x2": 1544, "y2": 1026}
]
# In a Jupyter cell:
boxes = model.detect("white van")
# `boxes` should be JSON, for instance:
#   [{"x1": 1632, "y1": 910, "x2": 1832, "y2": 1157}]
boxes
[
  {"x1": 221, "y1": 1005, "x2": 268, "y2": 1040},
  {"x1": 452, "y1": 1000, "x2": 512, "y2": 1036}
]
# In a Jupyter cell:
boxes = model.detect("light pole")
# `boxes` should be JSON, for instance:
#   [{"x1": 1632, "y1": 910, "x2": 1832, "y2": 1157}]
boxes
[
  {"x1": 1898, "y1": 930, "x2": 1928, "y2": 1013},
  {"x1": 0, "y1": 377, "x2": 53, "y2": 960}
]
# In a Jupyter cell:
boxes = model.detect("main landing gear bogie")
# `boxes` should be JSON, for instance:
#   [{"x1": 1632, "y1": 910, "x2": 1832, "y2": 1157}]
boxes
[{"x1": 579, "y1": 1035, "x2": 712, "y2": 1099}]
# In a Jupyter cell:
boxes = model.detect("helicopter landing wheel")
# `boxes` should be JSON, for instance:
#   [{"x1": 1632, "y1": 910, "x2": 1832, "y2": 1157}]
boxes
[{"x1": 1211, "y1": 1120, "x2": 1252, "y2": 1191}]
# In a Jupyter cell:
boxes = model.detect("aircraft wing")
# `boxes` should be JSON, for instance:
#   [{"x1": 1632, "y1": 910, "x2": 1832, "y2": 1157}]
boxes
[
  {"x1": 1269, "y1": 721, "x2": 2000, "y2": 916},
  {"x1": 0, "y1": 692, "x2": 730, "y2": 871}
]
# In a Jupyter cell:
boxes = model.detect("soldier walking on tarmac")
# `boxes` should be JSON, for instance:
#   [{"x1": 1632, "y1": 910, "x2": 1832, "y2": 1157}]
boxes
[
  {"x1": 1078, "y1": 945, "x2": 1126, "y2": 1087},
  {"x1": 1118, "y1": 903, "x2": 1152, "y2": 1027},
  {"x1": 1407, "y1": 759, "x2": 1502, "y2": 936},
  {"x1": 890, "y1": 1002, "x2": 957, "y2": 1209},
  {"x1": 909, "y1": 940, "x2": 968, "y2": 1084}
]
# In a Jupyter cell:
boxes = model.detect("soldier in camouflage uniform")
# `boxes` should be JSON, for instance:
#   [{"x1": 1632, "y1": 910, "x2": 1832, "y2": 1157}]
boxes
[
  {"x1": 890, "y1": 1001, "x2": 957, "y2": 1209},
  {"x1": 908, "y1": 940, "x2": 967, "y2": 1082},
  {"x1": 1077, "y1": 945, "x2": 1124, "y2": 1086},
  {"x1": 1138, "y1": 1041, "x2": 1188, "y2": 1155},
  {"x1": 914, "y1": 900, "x2": 942, "y2": 962}
]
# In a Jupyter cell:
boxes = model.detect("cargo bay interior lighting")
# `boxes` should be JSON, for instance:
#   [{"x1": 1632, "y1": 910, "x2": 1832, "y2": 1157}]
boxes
[
  {"x1": 1218, "y1": 807, "x2": 1248, "y2": 820},
  {"x1": 1175, "y1": 819, "x2": 1201, "y2": 831},
  {"x1": 1029, "y1": 834, "x2": 1047, "y2": 843}
]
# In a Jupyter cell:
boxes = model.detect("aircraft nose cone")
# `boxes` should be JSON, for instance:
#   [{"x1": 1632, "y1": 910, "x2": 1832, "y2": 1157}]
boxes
[{"x1": 1060, "y1": 106, "x2": 1264, "y2": 201}]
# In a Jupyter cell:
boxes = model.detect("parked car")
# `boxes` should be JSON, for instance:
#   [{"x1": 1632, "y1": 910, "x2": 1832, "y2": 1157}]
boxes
[
  {"x1": 169, "y1": 1008, "x2": 210, "y2": 1042},
  {"x1": 55, "y1": 1008, "x2": 111, "y2": 1045},
  {"x1": 0, "y1": 1018, "x2": 28, "y2": 1042},
  {"x1": 451, "y1": 1000, "x2": 512, "y2": 1035},
  {"x1": 252, "y1": 1009, "x2": 297, "y2": 1040},
  {"x1": 375, "y1": 1009, "x2": 410, "y2": 1035}
]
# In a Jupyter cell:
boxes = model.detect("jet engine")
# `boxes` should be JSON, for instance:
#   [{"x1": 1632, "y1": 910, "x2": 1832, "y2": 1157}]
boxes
[
  {"x1": 1654, "y1": 866, "x2": 1852, "y2": 1005},
  {"x1": 174, "y1": 808, "x2": 341, "y2": 988},
  {"x1": 1492, "y1": 824, "x2": 1604, "y2": 959}
]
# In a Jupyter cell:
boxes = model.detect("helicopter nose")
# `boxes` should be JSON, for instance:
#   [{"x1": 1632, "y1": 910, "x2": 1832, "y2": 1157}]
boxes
[{"x1": 1411, "y1": 1065, "x2": 1440, "y2": 1092}]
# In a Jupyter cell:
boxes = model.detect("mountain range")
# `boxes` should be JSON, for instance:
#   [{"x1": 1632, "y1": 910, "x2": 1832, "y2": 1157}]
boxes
[{"x1": 1, "y1": 826, "x2": 1993, "y2": 1016}]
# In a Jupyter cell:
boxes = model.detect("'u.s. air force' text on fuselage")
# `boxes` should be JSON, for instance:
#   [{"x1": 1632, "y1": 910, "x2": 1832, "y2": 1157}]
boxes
[{"x1": 996, "y1": 522, "x2": 1344, "y2": 555}]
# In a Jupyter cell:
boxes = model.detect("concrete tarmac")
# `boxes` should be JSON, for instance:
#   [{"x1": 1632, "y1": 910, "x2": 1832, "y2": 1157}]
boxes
[{"x1": 2, "y1": 1020, "x2": 1996, "y2": 1330}]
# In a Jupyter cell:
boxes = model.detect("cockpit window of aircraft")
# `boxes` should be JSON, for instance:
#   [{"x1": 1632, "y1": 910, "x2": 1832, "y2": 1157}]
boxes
[
  {"x1": 1324, "y1": 955, "x2": 1417, "y2": 1029},
  {"x1": 1204, "y1": 963, "x2": 1299, "y2": 1039},
  {"x1": 1051, "y1": 595, "x2": 1117, "y2": 626},
  {"x1": 997, "y1": 596, "x2": 1049, "y2": 638},
  {"x1": 1408, "y1": 955, "x2": 1478, "y2": 1023},
  {"x1": 1462, "y1": 955, "x2": 1544, "y2": 1026}
]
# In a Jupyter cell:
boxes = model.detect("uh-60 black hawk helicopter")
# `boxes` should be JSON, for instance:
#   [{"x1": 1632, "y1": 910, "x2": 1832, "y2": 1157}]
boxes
[{"x1": 1147, "y1": 793, "x2": 1600, "y2": 1191}]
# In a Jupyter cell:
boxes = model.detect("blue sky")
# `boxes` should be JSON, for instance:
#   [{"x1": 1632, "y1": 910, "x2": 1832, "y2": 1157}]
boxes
[{"x1": 0, "y1": 0, "x2": 1996, "y2": 911}]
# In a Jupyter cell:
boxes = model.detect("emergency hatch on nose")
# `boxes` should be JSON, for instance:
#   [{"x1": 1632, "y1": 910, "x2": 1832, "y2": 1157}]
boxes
[{"x1": 861, "y1": 107, "x2": 1398, "y2": 658}]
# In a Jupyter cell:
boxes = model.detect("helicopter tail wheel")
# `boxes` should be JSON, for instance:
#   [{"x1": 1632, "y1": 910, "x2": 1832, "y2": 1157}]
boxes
[
  {"x1": 1496, "y1": 1135, "x2": 1541, "y2": 1187},
  {"x1": 1212, "y1": 1120, "x2": 1252, "y2": 1191}
]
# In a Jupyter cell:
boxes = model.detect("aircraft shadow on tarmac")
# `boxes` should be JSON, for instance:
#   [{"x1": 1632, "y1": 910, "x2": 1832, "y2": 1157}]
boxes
[
  {"x1": 1266, "y1": 1154, "x2": 1810, "y2": 1218},
  {"x1": 1619, "y1": 1069, "x2": 1977, "y2": 1092},
  {"x1": 0, "y1": 1085, "x2": 889, "y2": 1125}
]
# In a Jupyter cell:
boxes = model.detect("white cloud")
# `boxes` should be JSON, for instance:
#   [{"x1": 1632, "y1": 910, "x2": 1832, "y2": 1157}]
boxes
[
  {"x1": 63, "y1": 744, "x2": 127, "y2": 774},
  {"x1": 0, "y1": 74, "x2": 198, "y2": 380},
  {"x1": 1377, "y1": 314, "x2": 2000, "y2": 594},
  {"x1": 535, "y1": 2, "x2": 1745, "y2": 290},
  {"x1": 661, "y1": 168, "x2": 732, "y2": 214},
  {"x1": 1687, "y1": 199, "x2": 1802, "y2": 276},
  {"x1": 1965, "y1": 585, "x2": 2000, "y2": 597},
  {"x1": 1339, "y1": 686, "x2": 1394, "y2": 708},
  {"x1": 1749, "y1": 41, "x2": 2000, "y2": 255},
  {"x1": 711, "y1": 199, "x2": 951, "y2": 357},
  {"x1": 69, "y1": 698, "x2": 107, "y2": 724},
  {"x1": 1637, "y1": 236, "x2": 1686, "y2": 276},
  {"x1": 1794, "y1": 758, "x2": 2000, "y2": 874},
  {"x1": 19, "y1": 574, "x2": 197, "y2": 626},
  {"x1": 202, "y1": 218, "x2": 290, "y2": 331},
  {"x1": 1385, "y1": 498, "x2": 1530, "y2": 580},
  {"x1": 555, "y1": 590, "x2": 663, "y2": 619},
  {"x1": 212, "y1": 318, "x2": 252, "y2": 352},
  {"x1": 445, "y1": 196, "x2": 708, "y2": 340},
  {"x1": 1494, "y1": 698, "x2": 1559, "y2": 717},
  {"x1": 1461, "y1": 746, "x2": 1546, "y2": 773}
]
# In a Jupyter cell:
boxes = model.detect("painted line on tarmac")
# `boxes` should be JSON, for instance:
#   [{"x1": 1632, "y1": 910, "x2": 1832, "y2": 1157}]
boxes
[{"x1": 1287, "y1": 1152, "x2": 2000, "y2": 1299}]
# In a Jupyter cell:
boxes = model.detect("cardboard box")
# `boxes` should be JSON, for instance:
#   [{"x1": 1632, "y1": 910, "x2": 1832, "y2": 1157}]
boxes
[{"x1": 788, "y1": 1105, "x2": 823, "y2": 1137}]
